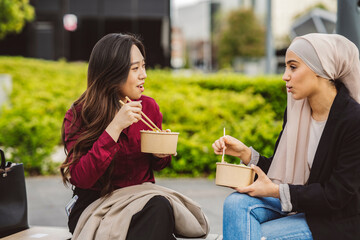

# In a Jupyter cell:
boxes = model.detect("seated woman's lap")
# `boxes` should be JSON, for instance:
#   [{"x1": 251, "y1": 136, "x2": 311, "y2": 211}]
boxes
[
  {"x1": 223, "y1": 192, "x2": 312, "y2": 240},
  {"x1": 126, "y1": 195, "x2": 175, "y2": 240},
  {"x1": 261, "y1": 213, "x2": 313, "y2": 240}
]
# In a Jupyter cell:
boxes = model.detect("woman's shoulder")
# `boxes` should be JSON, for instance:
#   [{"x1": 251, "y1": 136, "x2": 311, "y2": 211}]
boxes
[
  {"x1": 139, "y1": 95, "x2": 162, "y2": 119},
  {"x1": 139, "y1": 95, "x2": 159, "y2": 108},
  {"x1": 64, "y1": 103, "x2": 82, "y2": 123},
  {"x1": 341, "y1": 97, "x2": 360, "y2": 127},
  {"x1": 334, "y1": 84, "x2": 360, "y2": 120},
  {"x1": 140, "y1": 95, "x2": 156, "y2": 103}
]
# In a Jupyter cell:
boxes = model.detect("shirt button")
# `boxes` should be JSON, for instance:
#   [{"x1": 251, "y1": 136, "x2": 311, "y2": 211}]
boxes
[{"x1": 114, "y1": 147, "x2": 118, "y2": 151}]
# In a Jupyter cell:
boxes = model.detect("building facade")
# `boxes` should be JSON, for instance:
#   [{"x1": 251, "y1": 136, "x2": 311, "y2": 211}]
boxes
[{"x1": 0, "y1": 0, "x2": 171, "y2": 68}]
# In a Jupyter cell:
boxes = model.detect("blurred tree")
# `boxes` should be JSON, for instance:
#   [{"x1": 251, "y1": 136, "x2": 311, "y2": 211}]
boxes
[
  {"x1": 216, "y1": 8, "x2": 265, "y2": 69},
  {"x1": 0, "y1": 0, "x2": 34, "y2": 39}
]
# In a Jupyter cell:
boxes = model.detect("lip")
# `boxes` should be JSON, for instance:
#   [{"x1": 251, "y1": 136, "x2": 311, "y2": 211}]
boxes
[
  {"x1": 137, "y1": 82, "x2": 145, "y2": 92},
  {"x1": 286, "y1": 85, "x2": 292, "y2": 92}
]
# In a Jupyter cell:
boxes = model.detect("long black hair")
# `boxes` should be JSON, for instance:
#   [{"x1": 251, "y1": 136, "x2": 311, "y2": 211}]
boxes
[{"x1": 60, "y1": 33, "x2": 145, "y2": 196}]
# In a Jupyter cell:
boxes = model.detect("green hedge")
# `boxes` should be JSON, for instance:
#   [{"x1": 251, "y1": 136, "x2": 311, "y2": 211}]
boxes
[
  {"x1": 0, "y1": 57, "x2": 87, "y2": 174},
  {"x1": 0, "y1": 57, "x2": 286, "y2": 176}
]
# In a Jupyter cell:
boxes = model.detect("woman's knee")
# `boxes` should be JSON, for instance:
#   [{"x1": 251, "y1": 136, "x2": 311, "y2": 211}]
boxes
[
  {"x1": 224, "y1": 192, "x2": 254, "y2": 211},
  {"x1": 147, "y1": 195, "x2": 174, "y2": 220},
  {"x1": 149, "y1": 195, "x2": 172, "y2": 210},
  {"x1": 127, "y1": 195, "x2": 175, "y2": 240}
]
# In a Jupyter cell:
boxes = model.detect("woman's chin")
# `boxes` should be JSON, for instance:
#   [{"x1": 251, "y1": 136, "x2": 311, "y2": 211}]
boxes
[
  {"x1": 124, "y1": 92, "x2": 142, "y2": 100},
  {"x1": 290, "y1": 93, "x2": 304, "y2": 101},
  {"x1": 132, "y1": 93, "x2": 143, "y2": 100}
]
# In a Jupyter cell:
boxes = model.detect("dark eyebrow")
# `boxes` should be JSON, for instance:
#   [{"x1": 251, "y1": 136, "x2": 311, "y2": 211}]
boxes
[
  {"x1": 130, "y1": 59, "x2": 145, "y2": 66},
  {"x1": 130, "y1": 61, "x2": 140, "y2": 66},
  {"x1": 286, "y1": 60, "x2": 299, "y2": 65}
]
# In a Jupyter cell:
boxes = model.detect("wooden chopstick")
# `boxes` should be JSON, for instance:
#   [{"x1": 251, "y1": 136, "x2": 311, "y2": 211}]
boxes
[
  {"x1": 119, "y1": 100, "x2": 157, "y2": 131},
  {"x1": 125, "y1": 96, "x2": 161, "y2": 131},
  {"x1": 221, "y1": 127, "x2": 225, "y2": 163},
  {"x1": 140, "y1": 112, "x2": 161, "y2": 131}
]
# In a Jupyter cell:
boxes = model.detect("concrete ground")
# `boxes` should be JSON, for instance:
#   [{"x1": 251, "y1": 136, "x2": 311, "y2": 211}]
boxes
[{"x1": 25, "y1": 176, "x2": 233, "y2": 238}]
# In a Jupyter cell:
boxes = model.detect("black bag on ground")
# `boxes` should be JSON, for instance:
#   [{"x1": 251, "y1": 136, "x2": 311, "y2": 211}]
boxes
[{"x1": 0, "y1": 148, "x2": 29, "y2": 237}]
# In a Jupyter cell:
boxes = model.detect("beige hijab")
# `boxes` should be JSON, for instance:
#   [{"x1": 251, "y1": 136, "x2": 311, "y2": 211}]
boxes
[{"x1": 267, "y1": 33, "x2": 360, "y2": 185}]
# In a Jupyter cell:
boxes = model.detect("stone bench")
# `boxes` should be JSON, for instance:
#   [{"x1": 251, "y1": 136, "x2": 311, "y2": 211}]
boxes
[
  {"x1": 178, "y1": 234, "x2": 223, "y2": 240},
  {"x1": 2, "y1": 226, "x2": 222, "y2": 240},
  {"x1": 2, "y1": 226, "x2": 71, "y2": 240}
]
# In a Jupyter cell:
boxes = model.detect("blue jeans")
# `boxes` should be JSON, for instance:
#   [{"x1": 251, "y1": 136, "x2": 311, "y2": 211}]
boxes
[{"x1": 223, "y1": 192, "x2": 313, "y2": 240}]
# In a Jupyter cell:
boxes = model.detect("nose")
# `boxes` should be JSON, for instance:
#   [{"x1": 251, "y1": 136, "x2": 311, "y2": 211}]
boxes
[
  {"x1": 140, "y1": 67, "x2": 147, "y2": 79},
  {"x1": 282, "y1": 69, "x2": 290, "y2": 82}
]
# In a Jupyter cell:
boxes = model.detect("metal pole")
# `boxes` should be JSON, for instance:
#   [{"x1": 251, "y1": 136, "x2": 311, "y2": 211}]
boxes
[
  {"x1": 132, "y1": 0, "x2": 139, "y2": 33},
  {"x1": 265, "y1": 0, "x2": 274, "y2": 74},
  {"x1": 336, "y1": 0, "x2": 360, "y2": 54},
  {"x1": 207, "y1": 0, "x2": 212, "y2": 71},
  {"x1": 98, "y1": 0, "x2": 105, "y2": 38},
  {"x1": 61, "y1": 0, "x2": 69, "y2": 60}
]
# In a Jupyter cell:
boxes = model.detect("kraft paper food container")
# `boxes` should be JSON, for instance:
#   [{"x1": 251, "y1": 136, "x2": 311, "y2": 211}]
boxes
[
  {"x1": 215, "y1": 162, "x2": 255, "y2": 188},
  {"x1": 140, "y1": 130, "x2": 179, "y2": 154}
]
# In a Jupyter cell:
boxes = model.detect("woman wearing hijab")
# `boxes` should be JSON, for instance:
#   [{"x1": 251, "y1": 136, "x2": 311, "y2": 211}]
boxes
[{"x1": 212, "y1": 33, "x2": 360, "y2": 240}]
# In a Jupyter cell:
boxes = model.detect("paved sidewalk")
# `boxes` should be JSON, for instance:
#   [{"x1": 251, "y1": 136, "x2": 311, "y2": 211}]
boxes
[{"x1": 25, "y1": 176, "x2": 233, "y2": 237}]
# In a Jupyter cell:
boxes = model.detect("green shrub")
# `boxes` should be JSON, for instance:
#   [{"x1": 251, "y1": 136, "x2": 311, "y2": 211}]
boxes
[
  {"x1": 144, "y1": 70, "x2": 286, "y2": 176},
  {"x1": 0, "y1": 57, "x2": 87, "y2": 174},
  {"x1": 0, "y1": 57, "x2": 286, "y2": 177},
  {"x1": 185, "y1": 73, "x2": 287, "y2": 119}
]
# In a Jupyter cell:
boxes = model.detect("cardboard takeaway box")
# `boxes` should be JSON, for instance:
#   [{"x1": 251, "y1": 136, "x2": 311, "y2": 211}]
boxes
[
  {"x1": 215, "y1": 162, "x2": 255, "y2": 188},
  {"x1": 140, "y1": 130, "x2": 179, "y2": 155}
]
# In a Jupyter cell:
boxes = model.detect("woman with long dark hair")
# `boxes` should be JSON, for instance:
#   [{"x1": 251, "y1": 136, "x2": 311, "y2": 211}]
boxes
[{"x1": 60, "y1": 33, "x2": 178, "y2": 240}]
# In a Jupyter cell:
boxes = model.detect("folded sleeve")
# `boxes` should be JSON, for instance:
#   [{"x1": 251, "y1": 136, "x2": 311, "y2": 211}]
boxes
[{"x1": 279, "y1": 184, "x2": 292, "y2": 212}]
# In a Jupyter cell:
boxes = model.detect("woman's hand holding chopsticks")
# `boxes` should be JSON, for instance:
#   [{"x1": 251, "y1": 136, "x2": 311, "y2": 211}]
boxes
[
  {"x1": 123, "y1": 96, "x2": 161, "y2": 131},
  {"x1": 211, "y1": 135, "x2": 252, "y2": 165},
  {"x1": 105, "y1": 101, "x2": 142, "y2": 142}
]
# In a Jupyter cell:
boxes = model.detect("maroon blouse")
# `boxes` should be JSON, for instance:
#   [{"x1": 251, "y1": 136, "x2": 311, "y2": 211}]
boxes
[{"x1": 63, "y1": 95, "x2": 171, "y2": 190}]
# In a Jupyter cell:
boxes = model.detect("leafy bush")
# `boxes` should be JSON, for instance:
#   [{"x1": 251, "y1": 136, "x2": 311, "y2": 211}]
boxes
[
  {"x1": 0, "y1": 57, "x2": 286, "y2": 177},
  {"x1": 185, "y1": 73, "x2": 287, "y2": 119},
  {"x1": 0, "y1": 57, "x2": 87, "y2": 174},
  {"x1": 144, "y1": 70, "x2": 286, "y2": 176}
]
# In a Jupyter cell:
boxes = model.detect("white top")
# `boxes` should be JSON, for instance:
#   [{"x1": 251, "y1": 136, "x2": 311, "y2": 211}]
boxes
[
  {"x1": 249, "y1": 116, "x2": 326, "y2": 212},
  {"x1": 307, "y1": 117, "x2": 326, "y2": 168}
]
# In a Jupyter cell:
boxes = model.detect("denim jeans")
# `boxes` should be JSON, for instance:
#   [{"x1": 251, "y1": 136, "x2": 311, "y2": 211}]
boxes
[{"x1": 223, "y1": 192, "x2": 313, "y2": 240}]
